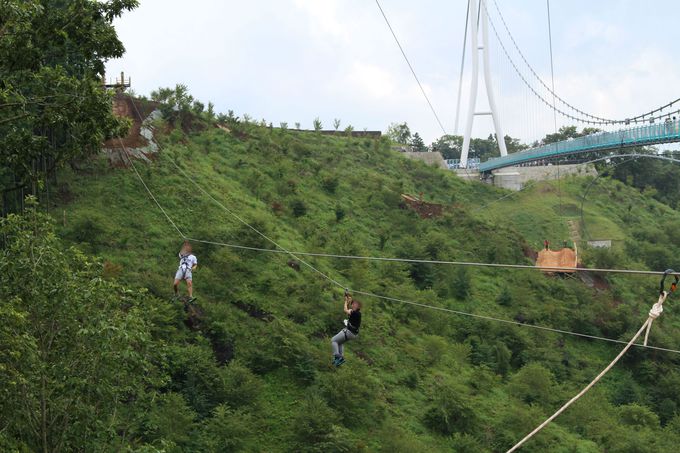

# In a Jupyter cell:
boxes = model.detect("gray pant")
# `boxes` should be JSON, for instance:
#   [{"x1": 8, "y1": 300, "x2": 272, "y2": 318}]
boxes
[{"x1": 331, "y1": 328, "x2": 357, "y2": 358}]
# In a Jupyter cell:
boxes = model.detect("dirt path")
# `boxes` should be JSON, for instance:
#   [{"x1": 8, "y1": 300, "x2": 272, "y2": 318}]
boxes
[{"x1": 567, "y1": 219, "x2": 581, "y2": 246}]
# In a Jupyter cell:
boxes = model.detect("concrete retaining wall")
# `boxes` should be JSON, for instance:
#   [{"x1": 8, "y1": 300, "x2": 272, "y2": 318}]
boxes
[
  {"x1": 491, "y1": 164, "x2": 597, "y2": 190},
  {"x1": 401, "y1": 151, "x2": 448, "y2": 169}
]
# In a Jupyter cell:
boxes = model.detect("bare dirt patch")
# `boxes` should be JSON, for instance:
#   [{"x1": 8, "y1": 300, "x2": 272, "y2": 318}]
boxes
[{"x1": 400, "y1": 194, "x2": 446, "y2": 219}]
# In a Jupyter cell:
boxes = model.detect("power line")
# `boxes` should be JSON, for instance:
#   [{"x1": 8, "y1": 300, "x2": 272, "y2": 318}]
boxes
[{"x1": 374, "y1": 0, "x2": 447, "y2": 135}]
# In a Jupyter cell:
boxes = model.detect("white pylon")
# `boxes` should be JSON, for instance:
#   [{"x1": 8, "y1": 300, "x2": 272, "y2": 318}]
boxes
[{"x1": 460, "y1": 0, "x2": 507, "y2": 168}]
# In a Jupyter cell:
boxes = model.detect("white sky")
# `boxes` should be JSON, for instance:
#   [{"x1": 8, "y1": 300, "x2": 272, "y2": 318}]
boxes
[{"x1": 106, "y1": 0, "x2": 680, "y2": 144}]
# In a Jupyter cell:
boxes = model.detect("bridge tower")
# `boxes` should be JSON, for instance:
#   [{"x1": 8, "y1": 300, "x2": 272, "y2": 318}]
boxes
[{"x1": 460, "y1": 0, "x2": 507, "y2": 168}]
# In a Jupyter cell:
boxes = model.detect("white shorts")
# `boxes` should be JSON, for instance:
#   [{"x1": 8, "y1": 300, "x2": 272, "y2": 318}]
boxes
[{"x1": 175, "y1": 267, "x2": 192, "y2": 281}]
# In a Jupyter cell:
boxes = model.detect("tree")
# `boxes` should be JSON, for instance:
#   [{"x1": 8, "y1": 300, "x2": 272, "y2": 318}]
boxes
[
  {"x1": 541, "y1": 126, "x2": 601, "y2": 145},
  {"x1": 295, "y1": 122, "x2": 301, "y2": 130},
  {"x1": 0, "y1": 0, "x2": 137, "y2": 204},
  {"x1": 410, "y1": 132, "x2": 426, "y2": 152},
  {"x1": 313, "y1": 117, "x2": 323, "y2": 132},
  {"x1": 431, "y1": 134, "x2": 463, "y2": 159},
  {"x1": 0, "y1": 199, "x2": 160, "y2": 452},
  {"x1": 333, "y1": 118, "x2": 341, "y2": 131},
  {"x1": 150, "y1": 84, "x2": 204, "y2": 128},
  {"x1": 344, "y1": 125, "x2": 354, "y2": 137},
  {"x1": 386, "y1": 122, "x2": 411, "y2": 144}
]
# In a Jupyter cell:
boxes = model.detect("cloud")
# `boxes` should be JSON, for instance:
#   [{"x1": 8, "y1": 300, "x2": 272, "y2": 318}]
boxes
[{"x1": 106, "y1": 0, "x2": 680, "y2": 145}]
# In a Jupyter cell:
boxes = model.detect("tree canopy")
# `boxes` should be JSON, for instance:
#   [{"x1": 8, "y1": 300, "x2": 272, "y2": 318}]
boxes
[{"x1": 0, "y1": 0, "x2": 137, "y2": 203}]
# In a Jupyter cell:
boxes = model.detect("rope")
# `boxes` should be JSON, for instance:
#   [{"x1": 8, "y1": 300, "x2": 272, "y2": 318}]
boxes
[
  {"x1": 507, "y1": 291, "x2": 671, "y2": 452},
  {"x1": 374, "y1": 0, "x2": 447, "y2": 135}
]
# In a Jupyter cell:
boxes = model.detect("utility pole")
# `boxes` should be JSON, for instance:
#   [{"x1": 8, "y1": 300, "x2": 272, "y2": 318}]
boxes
[{"x1": 460, "y1": 0, "x2": 507, "y2": 168}]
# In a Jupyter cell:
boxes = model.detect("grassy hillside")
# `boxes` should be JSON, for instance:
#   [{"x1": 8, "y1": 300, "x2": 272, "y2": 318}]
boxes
[{"x1": 48, "y1": 116, "x2": 680, "y2": 452}]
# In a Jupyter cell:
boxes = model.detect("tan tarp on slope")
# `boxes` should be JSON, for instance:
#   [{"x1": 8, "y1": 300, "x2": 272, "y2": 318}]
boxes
[{"x1": 536, "y1": 248, "x2": 578, "y2": 273}]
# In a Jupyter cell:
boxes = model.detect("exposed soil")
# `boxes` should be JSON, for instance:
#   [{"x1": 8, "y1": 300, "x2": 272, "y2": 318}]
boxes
[
  {"x1": 232, "y1": 300, "x2": 274, "y2": 322},
  {"x1": 103, "y1": 94, "x2": 159, "y2": 150},
  {"x1": 179, "y1": 297, "x2": 205, "y2": 330},
  {"x1": 102, "y1": 94, "x2": 160, "y2": 167},
  {"x1": 400, "y1": 193, "x2": 446, "y2": 219},
  {"x1": 522, "y1": 243, "x2": 538, "y2": 261}
]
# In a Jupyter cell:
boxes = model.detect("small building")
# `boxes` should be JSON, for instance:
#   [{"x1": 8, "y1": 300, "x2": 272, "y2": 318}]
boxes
[{"x1": 587, "y1": 240, "x2": 612, "y2": 249}]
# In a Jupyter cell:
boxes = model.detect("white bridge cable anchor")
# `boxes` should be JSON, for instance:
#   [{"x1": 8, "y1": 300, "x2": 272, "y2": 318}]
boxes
[{"x1": 507, "y1": 270, "x2": 678, "y2": 452}]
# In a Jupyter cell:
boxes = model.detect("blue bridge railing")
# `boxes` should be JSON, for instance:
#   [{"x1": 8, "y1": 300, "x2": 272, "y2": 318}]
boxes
[{"x1": 479, "y1": 120, "x2": 680, "y2": 172}]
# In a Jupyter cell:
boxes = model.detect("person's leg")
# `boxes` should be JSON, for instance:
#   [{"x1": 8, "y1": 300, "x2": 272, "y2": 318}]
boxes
[
  {"x1": 186, "y1": 278, "x2": 193, "y2": 297},
  {"x1": 174, "y1": 268, "x2": 183, "y2": 296},
  {"x1": 331, "y1": 330, "x2": 347, "y2": 359}
]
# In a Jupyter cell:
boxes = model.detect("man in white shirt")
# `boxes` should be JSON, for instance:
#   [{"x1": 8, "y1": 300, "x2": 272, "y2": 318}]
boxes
[{"x1": 173, "y1": 240, "x2": 198, "y2": 300}]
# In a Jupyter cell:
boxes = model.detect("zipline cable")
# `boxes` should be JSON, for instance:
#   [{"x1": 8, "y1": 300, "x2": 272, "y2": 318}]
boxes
[
  {"x1": 121, "y1": 99, "x2": 680, "y2": 354},
  {"x1": 182, "y1": 236, "x2": 680, "y2": 277},
  {"x1": 374, "y1": 0, "x2": 447, "y2": 135},
  {"x1": 118, "y1": 142, "x2": 185, "y2": 238},
  {"x1": 127, "y1": 154, "x2": 680, "y2": 355}
]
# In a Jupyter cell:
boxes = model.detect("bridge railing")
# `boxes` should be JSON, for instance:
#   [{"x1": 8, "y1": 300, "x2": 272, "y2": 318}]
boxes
[{"x1": 480, "y1": 120, "x2": 680, "y2": 171}]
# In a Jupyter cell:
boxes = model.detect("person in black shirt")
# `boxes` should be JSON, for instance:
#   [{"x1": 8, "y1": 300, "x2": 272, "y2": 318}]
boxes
[{"x1": 331, "y1": 290, "x2": 362, "y2": 367}]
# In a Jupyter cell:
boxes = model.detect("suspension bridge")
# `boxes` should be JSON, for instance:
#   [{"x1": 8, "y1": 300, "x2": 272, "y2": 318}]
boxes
[
  {"x1": 382, "y1": 0, "x2": 680, "y2": 176},
  {"x1": 479, "y1": 119, "x2": 680, "y2": 171}
]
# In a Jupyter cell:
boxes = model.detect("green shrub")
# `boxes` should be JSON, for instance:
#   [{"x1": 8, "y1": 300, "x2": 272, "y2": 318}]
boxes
[
  {"x1": 219, "y1": 361, "x2": 263, "y2": 408},
  {"x1": 291, "y1": 199, "x2": 307, "y2": 217},
  {"x1": 618, "y1": 403, "x2": 660, "y2": 428},
  {"x1": 508, "y1": 363, "x2": 556, "y2": 406},
  {"x1": 322, "y1": 175, "x2": 339, "y2": 194},
  {"x1": 290, "y1": 394, "x2": 354, "y2": 453},
  {"x1": 334, "y1": 205, "x2": 346, "y2": 222},
  {"x1": 145, "y1": 392, "x2": 197, "y2": 448},
  {"x1": 423, "y1": 378, "x2": 477, "y2": 435},
  {"x1": 195, "y1": 405, "x2": 255, "y2": 452}
]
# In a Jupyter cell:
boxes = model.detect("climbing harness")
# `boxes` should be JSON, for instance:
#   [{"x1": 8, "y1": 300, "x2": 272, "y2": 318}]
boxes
[{"x1": 507, "y1": 270, "x2": 678, "y2": 452}]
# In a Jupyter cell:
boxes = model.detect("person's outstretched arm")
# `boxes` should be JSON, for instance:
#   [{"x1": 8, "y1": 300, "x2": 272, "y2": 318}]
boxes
[{"x1": 343, "y1": 293, "x2": 352, "y2": 315}]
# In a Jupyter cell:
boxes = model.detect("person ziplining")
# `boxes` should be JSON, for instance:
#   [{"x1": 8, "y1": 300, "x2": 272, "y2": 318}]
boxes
[
  {"x1": 331, "y1": 290, "x2": 362, "y2": 367},
  {"x1": 173, "y1": 240, "x2": 197, "y2": 301}
]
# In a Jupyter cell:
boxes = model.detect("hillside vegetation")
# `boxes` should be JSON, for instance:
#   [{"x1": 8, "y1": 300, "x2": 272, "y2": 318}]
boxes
[{"x1": 5, "y1": 110, "x2": 680, "y2": 452}]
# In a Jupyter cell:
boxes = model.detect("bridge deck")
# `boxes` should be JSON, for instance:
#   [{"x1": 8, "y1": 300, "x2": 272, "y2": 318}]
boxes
[{"x1": 479, "y1": 120, "x2": 680, "y2": 172}]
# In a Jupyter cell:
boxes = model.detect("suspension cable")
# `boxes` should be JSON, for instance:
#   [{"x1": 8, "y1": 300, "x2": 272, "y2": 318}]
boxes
[
  {"x1": 453, "y1": 0, "x2": 471, "y2": 135},
  {"x1": 488, "y1": 0, "x2": 680, "y2": 125},
  {"x1": 374, "y1": 0, "x2": 447, "y2": 135}
]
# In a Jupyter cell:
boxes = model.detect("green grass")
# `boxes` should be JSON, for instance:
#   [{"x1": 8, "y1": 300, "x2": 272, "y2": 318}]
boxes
[{"x1": 51, "y1": 121, "x2": 680, "y2": 452}]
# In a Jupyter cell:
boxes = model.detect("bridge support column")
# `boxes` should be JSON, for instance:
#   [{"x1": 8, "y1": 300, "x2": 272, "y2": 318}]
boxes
[{"x1": 460, "y1": 0, "x2": 508, "y2": 168}]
